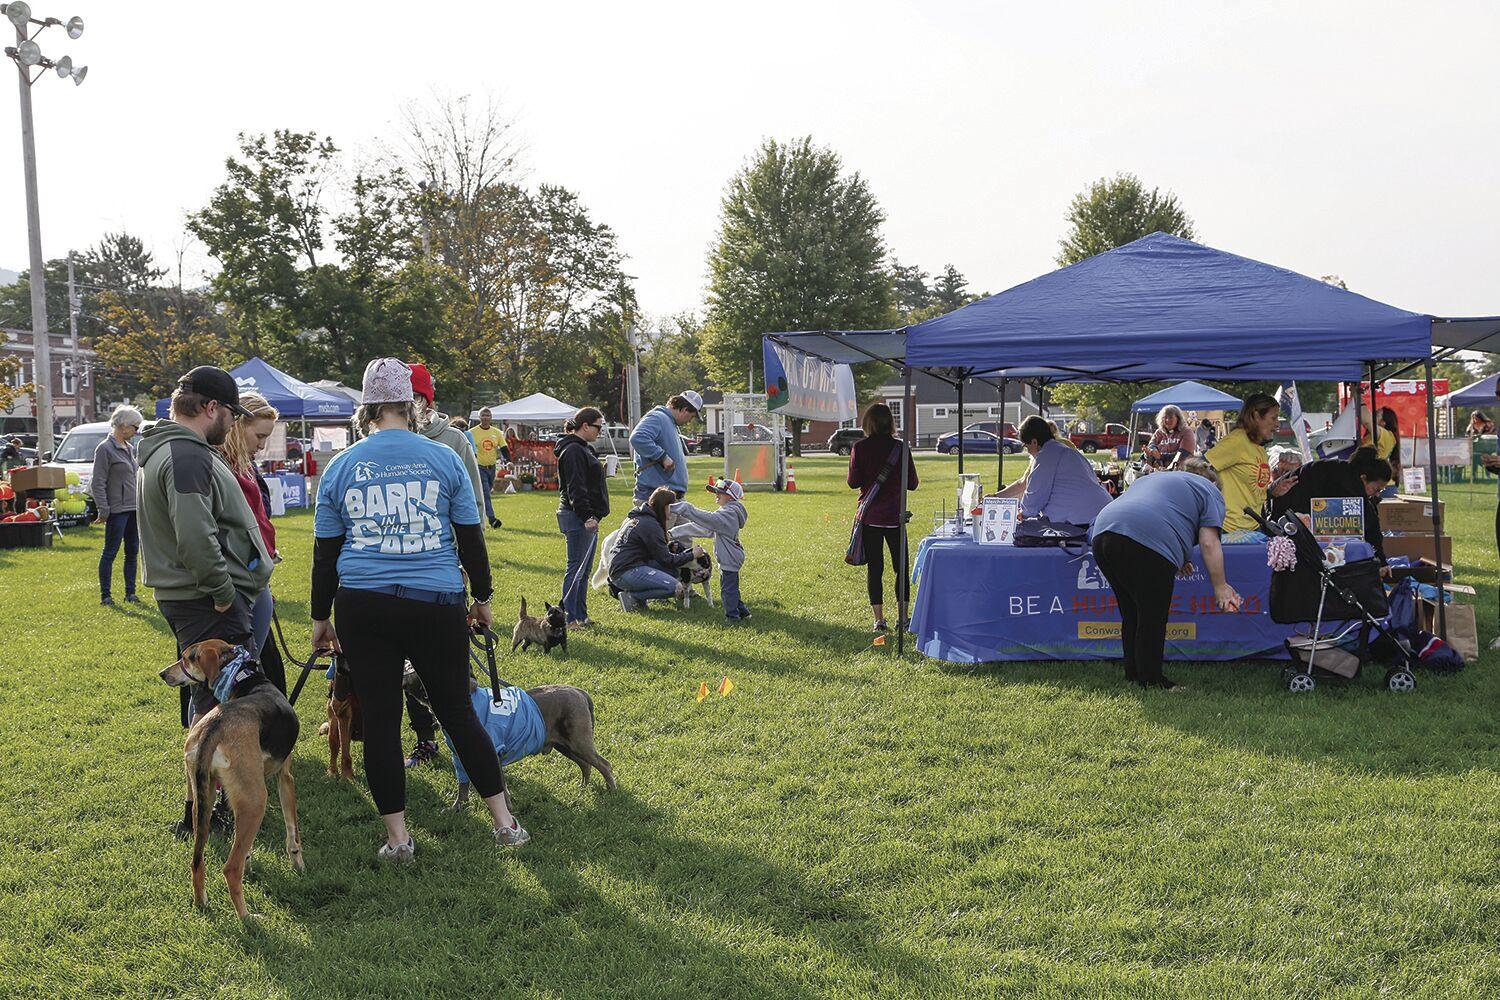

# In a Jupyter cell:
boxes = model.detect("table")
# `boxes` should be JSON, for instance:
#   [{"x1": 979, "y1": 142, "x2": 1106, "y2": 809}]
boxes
[{"x1": 910, "y1": 535, "x2": 1297, "y2": 663}]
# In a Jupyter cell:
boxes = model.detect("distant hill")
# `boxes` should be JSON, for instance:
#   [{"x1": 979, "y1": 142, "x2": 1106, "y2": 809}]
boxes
[{"x1": 0, "y1": 267, "x2": 18, "y2": 285}]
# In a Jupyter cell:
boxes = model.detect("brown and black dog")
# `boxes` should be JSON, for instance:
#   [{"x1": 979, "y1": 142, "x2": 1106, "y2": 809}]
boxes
[
  {"x1": 403, "y1": 669, "x2": 615, "y2": 810},
  {"x1": 160, "y1": 639, "x2": 304, "y2": 919},
  {"x1": 324, "y1": 658, "x2": 357, "y2": 780}
]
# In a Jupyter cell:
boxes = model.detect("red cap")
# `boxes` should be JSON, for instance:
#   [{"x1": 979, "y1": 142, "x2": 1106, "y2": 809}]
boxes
[{"x1": 408, "y1": 363, "x2": 435, "y2": 404}]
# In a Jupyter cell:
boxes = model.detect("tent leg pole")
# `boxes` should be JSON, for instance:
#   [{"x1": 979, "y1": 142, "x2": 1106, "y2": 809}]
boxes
[
  {"x1": 898, "y1": 364, "x2": 913, "y2": 658},
  {"x1": 1367, "y1": 363, "x2": 1378, "y2": 442},
  {"x1": 1424, "y1": 357, "x2": 1447, "y2": 641},
  {"x1": 957, "y1": 378, "x2": 965, "y2": 475},
  {"x1": 998, "y1": 379, "x2": 1007, "y2": 487}
]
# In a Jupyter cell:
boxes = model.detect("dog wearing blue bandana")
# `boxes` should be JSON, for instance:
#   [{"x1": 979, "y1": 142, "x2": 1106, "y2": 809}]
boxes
[{"x1": 160, "y1": 639, "x2": 304, "y2": 919}]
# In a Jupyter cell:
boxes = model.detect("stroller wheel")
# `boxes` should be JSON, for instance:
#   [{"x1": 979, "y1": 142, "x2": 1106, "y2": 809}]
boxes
[
  {"x1": 1283, "y1": 669, "x2": 1316, "y2": 693},
  {"x1": 1385, "y1": 668, "x2": 1416, "y2": 694}
]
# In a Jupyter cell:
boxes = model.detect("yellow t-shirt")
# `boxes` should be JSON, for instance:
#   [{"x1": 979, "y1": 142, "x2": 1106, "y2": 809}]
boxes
[
  {"x1": 1205, "y1": 428, "x2": 1271, "y2": 533},
  {"x1": 1375, "y1": 426, "x2": 1397, "y2": 465},
  {"x1": 471, "y1": 425, "x2": 505, "y2": 467}
]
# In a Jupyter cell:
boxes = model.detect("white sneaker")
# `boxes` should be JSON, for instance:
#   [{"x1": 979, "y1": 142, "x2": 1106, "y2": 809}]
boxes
[
  {"x1": 494, "y1": 821, "x2": 531, "y2": 847},
  {"x1": 377, "y1": 837, "x2": 415, "y2": 864},
  {"x1": 1488, "y1": 634, "x2": 1500, "y2": 652}
]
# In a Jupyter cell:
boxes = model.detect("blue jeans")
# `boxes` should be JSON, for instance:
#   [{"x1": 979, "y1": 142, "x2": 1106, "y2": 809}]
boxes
[
  {"x1": 249, "y1": 586, "x2": 274, "y2": 660},
  {"x1": 478, "y1": 464, "x2": 497, "y2": 523},
  {"x1": 557, "y1": 509, "x2": 597, "y2": 623},
  {"x1": 721, "y1": 570, "x2": 750, "y2": 620},
  {"x1": 613, "y1": 563, "x2": 680, "y2": 602},
  {"x1": 633, "y1": 481, "x2": 684, "y2": 506},
  {"x1": 99, "y1": 510, "x2": 138, "y2": 599}
]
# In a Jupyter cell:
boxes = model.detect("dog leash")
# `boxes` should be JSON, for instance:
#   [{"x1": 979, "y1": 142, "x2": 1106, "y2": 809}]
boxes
[
  {"x1": 288, "y1": 647, "x2": 336, "y2": 708},
  {"x1": 469, "y1": 627, "x2": 514, "y2": 701},
  {"x1": 560, "y1": 531, "x2": 599, "y2": 608}
]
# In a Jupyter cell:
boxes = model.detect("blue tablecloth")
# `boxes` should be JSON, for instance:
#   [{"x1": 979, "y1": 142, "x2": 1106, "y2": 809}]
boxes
[{"x1": 910, "y1": 536, "x2": 1297, "y2": 663}]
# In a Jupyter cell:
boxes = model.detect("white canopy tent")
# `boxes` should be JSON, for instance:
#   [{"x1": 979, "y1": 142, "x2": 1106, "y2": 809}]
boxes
[{"x1": 468, "y1": 392, "x2": 578, "y2": 424}]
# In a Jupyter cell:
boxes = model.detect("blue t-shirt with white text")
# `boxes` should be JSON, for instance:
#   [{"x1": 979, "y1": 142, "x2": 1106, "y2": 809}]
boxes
[{"x1": 314, "y1": 428, "x2": 480, "y2": 594}]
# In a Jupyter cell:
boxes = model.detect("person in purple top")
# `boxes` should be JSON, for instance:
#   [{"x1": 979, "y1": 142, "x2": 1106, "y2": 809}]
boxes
[{"x1": 1012, "y1": 416, "x2": 1113, "y2": 526}]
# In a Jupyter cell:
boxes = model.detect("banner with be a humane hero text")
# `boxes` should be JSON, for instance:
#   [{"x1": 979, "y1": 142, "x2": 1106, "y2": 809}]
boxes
[{"x1": 763, "y1": 341, "x2": 858, "y2": 422}]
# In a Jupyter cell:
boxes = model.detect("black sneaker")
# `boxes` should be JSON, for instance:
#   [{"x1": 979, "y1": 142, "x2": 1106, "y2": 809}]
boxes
[
  {"x1": 405, "y1": 739, "x2": 440, "y2": 768},
  {"x1": 100, "y1": 596, "x2": 115, "y2": 607},
  {"x1": 125, "y1": 594, "x2": 141, "y2": 604},
  {"x1": 489, "y1": 518, "x2": 503, "y2": 529},
  {"x1": 873, "y1": 618, "x2": 888, "y2": 632},
  {"x1": 210, "y1": 796, "x2": 234, "y2": 835}
]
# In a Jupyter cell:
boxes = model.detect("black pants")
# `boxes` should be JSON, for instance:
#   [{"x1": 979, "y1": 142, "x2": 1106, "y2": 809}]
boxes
[
  {"x1": 1091, "y1": 531, "x2": 1178, "y2": 687},
  {"x1": 158, "y1": 592, "x2": 254, "y2": 726},
  {"x1": 406, "y1": 690, "x2": 437, "y2": 743},
  {"x1": 863, "y1": 524, "x2": 909, "y2": 606},
  {"x1": 334, "y1": 588, "x2": 503, "y2": 815}
]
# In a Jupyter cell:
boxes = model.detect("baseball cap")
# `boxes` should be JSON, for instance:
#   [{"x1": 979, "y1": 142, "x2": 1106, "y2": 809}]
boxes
[
  {"x1": 361, "y1": 358, "x2": 415, "y2": 405},
  {"x1": 409, "y1": 362, "x2": 435, "y2": 404},
  {"x1": 707, "y1": 477, "x2": 744, "y2": 501},
  {"x1": 680, "y1": 389, "x2": 704, "y2": 413},
  {"x1": 176, "y1": 366, "x2": 250, "y2": 417}
]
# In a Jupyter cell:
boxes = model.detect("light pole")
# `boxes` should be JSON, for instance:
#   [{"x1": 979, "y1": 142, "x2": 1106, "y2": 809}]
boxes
[{"x1": 4, "y1": 2, "x2": 87, "y2": 456}]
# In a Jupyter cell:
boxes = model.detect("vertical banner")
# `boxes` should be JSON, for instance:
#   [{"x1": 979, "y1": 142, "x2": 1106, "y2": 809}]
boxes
[
  {"x1": 1277, "y1": 381, "x2": 1313, "y2": 462},
  {"x1": 763, "y1": 340, "x2": 858, "y2": 422}
]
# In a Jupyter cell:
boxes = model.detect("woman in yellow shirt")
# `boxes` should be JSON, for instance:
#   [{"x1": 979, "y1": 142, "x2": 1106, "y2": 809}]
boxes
[
  {"x1": 1205, "y1": 393, "x2": 1280, "y2": 538},
  {"x1": 1375, "y1": 407, "x2": 1402, "y2": 495}
]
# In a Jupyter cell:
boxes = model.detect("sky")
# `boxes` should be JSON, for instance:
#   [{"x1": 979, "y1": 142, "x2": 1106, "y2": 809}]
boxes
[{"x1": 2, "y1": 0, "x2": 1498, "y2": 325}]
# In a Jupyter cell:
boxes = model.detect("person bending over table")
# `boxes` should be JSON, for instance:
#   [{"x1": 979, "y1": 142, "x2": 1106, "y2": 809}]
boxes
[
  {"x1": 1205, "y1": 392, "x2": 1282, "y2": 540},
  {"x1": 1145, "y1": 404, "x2": 1197, "y2": 470},
  {"x1": 1089, "y1": 460, "x2": 1241, "y2": 690},
  {"x1": 1269, "y1": 446, "x2": 1392, "y2": 565},
  {"x1": 993, "y1": 416, "x2": 1112, "y2": 526}
]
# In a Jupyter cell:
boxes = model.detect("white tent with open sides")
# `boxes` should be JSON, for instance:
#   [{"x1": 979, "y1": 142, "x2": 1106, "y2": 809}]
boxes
[{"x1": 469, "y1": 392, "x2": 577, "y2": 424}]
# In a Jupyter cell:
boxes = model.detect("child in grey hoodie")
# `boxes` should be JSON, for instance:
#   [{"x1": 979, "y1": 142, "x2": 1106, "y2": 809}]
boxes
[{"x1": 671, "y1": 479, "x2": 750, "y2": 621}]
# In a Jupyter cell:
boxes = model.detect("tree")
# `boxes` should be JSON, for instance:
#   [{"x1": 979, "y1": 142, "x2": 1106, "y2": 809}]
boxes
[
  {"x1": 92, "y1": 281, "x2": 238, "y2": 399},
  {"x1": 1057, "y1": 173, "x2": 1196, "y2": 267},
  {"x1": 932, "y1": 263, "x2": 973, "y2": 313},
  {"x1": 890, "y1": 260, "x2": 932, "y2": 315},
  {"x1": 639, "y1": 312, "x2": 711, "y2": 412},
  {"x1": 0, "y1": 357, "x2": 25, "y2": 413},
  {"x1": 704, "y1": 137, "x2": 893, "y2": 407}
]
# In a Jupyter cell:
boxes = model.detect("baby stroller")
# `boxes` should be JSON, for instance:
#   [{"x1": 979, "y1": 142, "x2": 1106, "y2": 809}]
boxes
[{"x1": 1246, "y1": 506, "x2": 1419, "y2": 694}]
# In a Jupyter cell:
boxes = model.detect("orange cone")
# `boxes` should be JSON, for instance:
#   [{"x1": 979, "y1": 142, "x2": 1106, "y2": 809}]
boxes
[
  {"x1": 734, "y1": 468, "x2": 742, "y2": 484},
  {"x1": 786, "y1": 466, "x2": 797, "y2": 492}
]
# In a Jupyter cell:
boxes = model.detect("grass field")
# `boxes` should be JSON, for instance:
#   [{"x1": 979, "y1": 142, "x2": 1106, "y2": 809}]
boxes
[{"x1": 3, "y1": 455, "x2": 1499, "y2": 999}]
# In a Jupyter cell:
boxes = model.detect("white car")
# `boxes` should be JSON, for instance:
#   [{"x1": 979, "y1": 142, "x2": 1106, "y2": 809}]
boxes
[{"x1": 49, "y1": 420, "x2": 153, "y2": 513}]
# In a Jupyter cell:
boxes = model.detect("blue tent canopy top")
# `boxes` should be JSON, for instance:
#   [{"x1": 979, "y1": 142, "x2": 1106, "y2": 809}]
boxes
[
  {"x1": 153, "y1": 358, "x2": 355, "y2": 420},
  {"x1": 1130, "y1": 381, "x2": 1244, "y2": 414},
  {"x1": 1442, "y1": 373, "x2": 1498, "y2": 407},
  {"x1": 767, "y1": 233, "x2": 1476, "y2": 384}
]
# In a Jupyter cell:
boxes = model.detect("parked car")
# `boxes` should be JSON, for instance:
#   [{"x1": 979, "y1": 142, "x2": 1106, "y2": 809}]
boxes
[
  {"x1": 827, "y1": 427, "x2": 864, "y2": 456},
  {"x1": 696, "y1": 425, "x2": 790, "y2": 458},
  {"x1": 963, "y1": 420, "x2": 1018, "y2": 440},
  {"x1": 1067, "y1": 422, "x2": 1130, "y2": 454},
  {"x1": 48, "y1": 420, "x2": 154, "y2": 516},
  {"x1": 937, "y1": 429, "x2": 1023, "y2": 455},
  {"x1": 589, "y1": 424, "x2": 633, "y2": 458}
]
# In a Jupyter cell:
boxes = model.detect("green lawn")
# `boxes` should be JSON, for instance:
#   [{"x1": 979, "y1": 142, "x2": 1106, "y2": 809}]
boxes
[{"x1": 3, "y1": 456, "x2": 1499, "y2": 998}]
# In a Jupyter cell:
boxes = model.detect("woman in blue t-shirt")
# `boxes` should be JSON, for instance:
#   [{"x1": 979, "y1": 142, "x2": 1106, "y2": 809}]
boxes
[{"x1": 310, "y1": 358, "x2": 529, "y2": 860}]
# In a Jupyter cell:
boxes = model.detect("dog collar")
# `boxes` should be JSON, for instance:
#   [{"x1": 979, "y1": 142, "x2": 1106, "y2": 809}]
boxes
[{"x1": 210, "y1": 646, "x2": 259, "y2": 703}]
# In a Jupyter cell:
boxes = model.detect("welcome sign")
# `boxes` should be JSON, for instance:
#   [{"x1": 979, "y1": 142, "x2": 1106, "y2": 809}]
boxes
[{"x1": 763, "y1": 341, "x2": 858, "y2": 422}]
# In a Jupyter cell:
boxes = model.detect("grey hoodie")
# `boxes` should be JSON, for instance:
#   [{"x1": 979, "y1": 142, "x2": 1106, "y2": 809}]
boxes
[
  {"x1": 136, "y1": 420, "x2": 272, "y2": 606},
  {"x1": 423, "y1": 411, "x2": 485, "y2": 524},
  {"x1": 671, "y1": 499, "x2": 748, "y2": 572}
]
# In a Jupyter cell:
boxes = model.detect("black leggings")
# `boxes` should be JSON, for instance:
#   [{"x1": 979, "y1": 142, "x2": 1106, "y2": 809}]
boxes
[
  {"x1": 1091, "y1": 531, "x2": 1178, "y2": 687},
  {"x1": 334, "y1": 588, "x2": 503, "y2": 814},
  {"x1": 863, "y1": 524, "x2": 909, "y2": 606}
]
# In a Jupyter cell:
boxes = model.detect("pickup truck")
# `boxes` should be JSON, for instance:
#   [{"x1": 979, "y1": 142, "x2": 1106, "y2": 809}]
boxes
[{"x1": 1067, "y1": 422, "x2": 1130, "y2": 454}]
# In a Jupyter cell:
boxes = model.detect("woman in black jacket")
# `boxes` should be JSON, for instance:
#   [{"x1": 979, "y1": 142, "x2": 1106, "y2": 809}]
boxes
[
  {"x1": 1269, "y1": 446, "x2": 1392, "y2": 561},
  {"x1": 608, "y1": 487, "x2": 701, "y2": 612},
  {"x1": 555, "y1": 407, "x2": 610, "y2": 629}
]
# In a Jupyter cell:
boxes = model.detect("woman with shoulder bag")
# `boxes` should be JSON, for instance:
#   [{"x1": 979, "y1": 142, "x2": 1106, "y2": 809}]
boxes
[{"x1": 846, "y1": 402, "x2": 919, "y2": 632}]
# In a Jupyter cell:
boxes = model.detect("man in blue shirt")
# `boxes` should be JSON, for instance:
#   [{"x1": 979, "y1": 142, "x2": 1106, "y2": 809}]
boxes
[
  {"x1": 629, "y1": 390, "x2": 701, "y2": 505},
  {"x1": 1088, "y1": 461, "x2": 1242, "y2": 689},
  {"x1": 998, "y1": 416, "x2": 1113, "y2": 526}
]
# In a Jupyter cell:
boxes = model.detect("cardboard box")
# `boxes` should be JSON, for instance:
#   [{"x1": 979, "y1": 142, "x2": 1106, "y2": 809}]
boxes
[
  {"x1": 7, "y1": 465, "x2": 67, "y2": 493},
  {"x1": 1381, "y1": 534, "x2": 1451, "y2": 565},
  {"x1": 1420, "y1": 599, "x2": 1478, "y2": 663},
  {"x1": 1379, "y1": 496, "x2": 1445, "y2": 533}
]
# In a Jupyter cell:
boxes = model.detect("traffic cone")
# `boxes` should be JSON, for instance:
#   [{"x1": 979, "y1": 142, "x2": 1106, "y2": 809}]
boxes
[
  {"x1": 786, "y1": 466, "x2": 797, "y2": 492},
  {"x1": 734, "y1": 468, "x2": 742, "y2": 484}
]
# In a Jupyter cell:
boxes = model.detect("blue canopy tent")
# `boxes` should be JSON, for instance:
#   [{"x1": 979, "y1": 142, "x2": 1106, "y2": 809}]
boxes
[
  {"x1": 766, "y1": 232, "x2": 1483, "y2": 650},
  {"x1": 153, "y1": 358, "x2": 355, "y2": 421},
  {"x1": 1130, "y1": 381, "x2": 1243, "y2": 414},
  {"x1": 1442, "y1": 374, "x2": 1498, "y2": 407}
]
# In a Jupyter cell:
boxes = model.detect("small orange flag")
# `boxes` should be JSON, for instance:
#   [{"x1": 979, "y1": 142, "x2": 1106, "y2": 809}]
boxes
[
  {"x1": 718, "y1": 675, "x2": 734, "y2": 697},
  {"x1": 695, "y1": 681, "x2": 710, "y2": 703},
  {"x1": 872, "y1": 634, "x2": 887, "y2": 647}
]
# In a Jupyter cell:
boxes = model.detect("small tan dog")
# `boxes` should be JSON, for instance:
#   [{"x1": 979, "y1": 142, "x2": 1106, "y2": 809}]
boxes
[
  {"x1": 512, "y1": 597, "x2": 568, "y2": 654},
  {"x1": 159, "y1": 639, "x2": 304, "y2": 919}
]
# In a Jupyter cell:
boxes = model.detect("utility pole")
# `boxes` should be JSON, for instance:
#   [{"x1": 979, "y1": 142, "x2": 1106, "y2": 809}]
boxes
[
  {"x1": 625, "y1": 324, "x2": 642, "y2": 427},
  {"x1": 16, "y1": 17, "x2": 52, "y2": 454},
  {"x1": 67, "y1": 249, "x2": 79, "y2": 423}
]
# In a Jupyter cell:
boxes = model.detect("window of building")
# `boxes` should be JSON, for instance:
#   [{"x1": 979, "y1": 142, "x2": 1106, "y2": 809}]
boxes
[
  {"x1": 888, "y1": 399, "x2": 904, "y2": 432},
  {"x1": 932, "y1": 406, "x2": 950, "y2": 420}
]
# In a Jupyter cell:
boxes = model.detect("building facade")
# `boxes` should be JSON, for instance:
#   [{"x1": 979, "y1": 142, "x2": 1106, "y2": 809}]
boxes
[{"x1": 2, "y1": 327, "x2": 98, "y2": 443}]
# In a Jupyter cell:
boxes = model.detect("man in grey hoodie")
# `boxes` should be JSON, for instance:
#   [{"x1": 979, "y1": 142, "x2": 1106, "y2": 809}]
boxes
[
  {"x1": 671, "y1": 478, "x2": 750, "y2": 621},
  {"x1": 137, "y1": 366, "x2": 272, "y2": 834}
]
